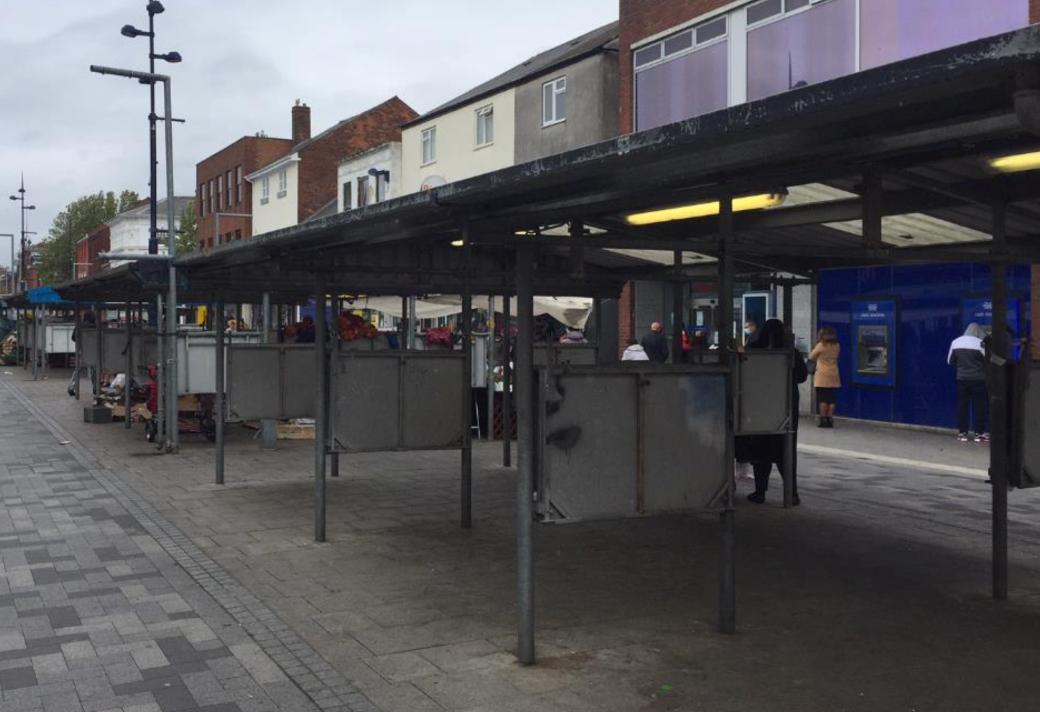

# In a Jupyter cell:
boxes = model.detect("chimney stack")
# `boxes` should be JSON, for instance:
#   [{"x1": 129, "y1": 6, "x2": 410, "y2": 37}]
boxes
[{"x1": 292, "y1": 99, "x2": 311, "y2": 144}]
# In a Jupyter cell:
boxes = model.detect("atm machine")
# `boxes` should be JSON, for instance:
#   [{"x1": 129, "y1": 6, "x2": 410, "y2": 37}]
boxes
[
  {"x1": 850, "y1": 298, "x2": 899, "y2": 387},
  {"x1": 961, "y1": 295, "x2": 1025, "y2": 360}
]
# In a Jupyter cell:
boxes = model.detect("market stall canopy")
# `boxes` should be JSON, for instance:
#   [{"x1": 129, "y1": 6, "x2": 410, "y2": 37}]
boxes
[{"x1": 350, "y1": 295, "x2": 593, "y2": 329}]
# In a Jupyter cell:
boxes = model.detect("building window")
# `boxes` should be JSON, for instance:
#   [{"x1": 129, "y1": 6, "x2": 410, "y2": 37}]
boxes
[
  {"x1": 375, "y1": 171, "x2": 389, "y2": 202},
  {"x1": 421, "y1": 127, "x2": 437, "y2": 165},
  {"x1": 261, "y1": 176, "x2": 270, "y2": 205},
  {"x1": 199, "y1": 183, "x2": 206, "y2": 217},
  {"x1": 475, "y1": 105, "x2": 494, "y2": 147},
  {"x1": 357, "y1": 176, "x2": 369, "y2": 208},
  {"x1": 746, "y1": 0, "x2": 856, "y2": 102},
  {"x1": 342, "y1": 182, "x2": 352, "y2": 211},
  {"x1": 234, "y1": 229, "x2": 242, "y2": 241},
  {"x1": 236, "y1": 166, "x2": 243, "y2": 204},
  {"x1": 542, "y1": 77, "x2": 567, "y2": 126},
  {"x1": 277, "y1": 168, "x2": 287, "y2": 198},
  {"x1": 208, "y1": 179, "x2": 215, "y2": 213},
  {"x1": 634, "y1": 17, "x2": 729, "y2": 131},
  {"x1": 225, "y1": 170, "x2": 233, "y2": 207},
  {"x1": 861, "y1": 0, "x2": 1028, "y2": 70},
  {"x1": 217, "y1": 174, "x2": 224, "y2": 211}
]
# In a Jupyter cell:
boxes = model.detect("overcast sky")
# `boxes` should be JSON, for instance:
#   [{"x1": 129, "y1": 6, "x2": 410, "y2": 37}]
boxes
[{"x1": 0, "y1": 0, "x2": 618, "y2": 270}]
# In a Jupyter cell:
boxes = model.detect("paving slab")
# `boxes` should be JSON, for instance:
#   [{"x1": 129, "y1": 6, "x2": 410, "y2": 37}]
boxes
[{"x1": 5, "y1": 370, "x2": 1040, "y2": 711}]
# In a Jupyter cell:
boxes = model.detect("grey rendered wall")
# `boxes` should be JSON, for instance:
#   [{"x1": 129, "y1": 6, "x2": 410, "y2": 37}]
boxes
[{"x1": 514, "y1": 51, "x2": 620, "y2": 163}]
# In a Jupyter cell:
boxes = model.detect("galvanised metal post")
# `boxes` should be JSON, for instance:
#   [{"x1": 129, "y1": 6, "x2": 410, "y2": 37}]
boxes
[
  {"x1": 214, "y1": 294, "x2": 225, "y2": 485},
  {"x1": 329, "y1": 294, "x2": 339, "y2": 478},
  {"x1": 162, "y1": 76, "x2": 179, "y2": 453},
  {"x1": 461, "y1": 231, "x2": 473, "y2": 529},
  {"x1": 125, "y1": 299, "x2": 133, "y2": 429},
  {"x1": 313, "y1": 275, "x2": 328, "y2": 542},
  {"x1": 407, "y1": 295, "x2": 417, "y2": 349},
  {"x1": 155, "y1": 293, "x2": 165, "y2": 447},
  {"x1": 991, "y1": 201, "x2": 1009, "y2": 601},
  {"x1": 73, "y1": 304, "x2": 81, "y2": 400},
  {"x1": 672, "y1": 250, "x2": 684, "y2": 364},
  {"x1": 261, "y1": 291, "x2": 277, "y2": 450},
  {"x1": 515, "y1": 244, "x2": 535, "y2": 665},
  {"x1": 94, "y1": 302, "x2": 104, "y2": 402},
  {"x1": 487, "y1": 296, "x2": 495, "y2": 441},
  {"x1": 717, "y1": 194, "x2": 736, "y2": 635},
  {"x1": 502, "y1": 290, "x2": 512, "y2": 467}
]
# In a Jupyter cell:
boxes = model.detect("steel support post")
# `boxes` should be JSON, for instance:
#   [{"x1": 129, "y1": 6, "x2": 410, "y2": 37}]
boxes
[
  {"x1": 329, "y1": 295, "x2": 340, "y2": 478},
  {"x1": 261, "y1": 292, "x2": 277, "y2": 450},
  {"x1": 74, "y1": 304, "x2": 81, "y2": 400},
  {"x1": 32, "y1": 309, "x2": 38, "y2": 381},
  {"x1": 673, "y1": 251, "x2": 684, "y2": 363},
  {"x1": 515, "y1": 245, "x2": 535, "y2": 665},
  {"x1": 401, "y1": 296, "x2": 409, "y2": 348},
  {"x1": 162, "y1": 78, "x2": 179, "y2": 454},
  {"x1": 408, "y1": 295, "x2": 418, "y2": 349},
  {"x1": 991, "y1": 201, "x2": 1009, "y2": 601},
  {"x1": 718, "y1": 195, "x2": 737, "y2": 635},
  {"x1": 461, "y1": 235, "x2": 474, "y2": 529},
  {"x1": 503, "y1": 292, "x2": 512, "y2": 467},
  {"x1": 40, "y1": 307, "x2": 47, "y2": 380},
  {"x1": 487, "y1": 296, "x2": 495, "y2": 441},
  {"x1": 124, "y1": 300, "x2": 133, "y2": 429},
  {"x1": 94, "y1": 303, "x2": 104, "y2": 402},
  {"x1": 314, "y1": 275, "x2": 328, "y2": 543},
  {"x1": 214, "y1": 294, "x2": 225, "y2": 486},
  {"x1": 156, "y1": 294, "x2": 165, "y2": 446},
  {"x1": 782, "y1": 283, "x2": 794, "y2": 329}
]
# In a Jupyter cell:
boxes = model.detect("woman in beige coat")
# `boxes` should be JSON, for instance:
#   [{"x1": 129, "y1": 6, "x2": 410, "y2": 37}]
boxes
[{"x1": 809, "y1": 327, "x2": 841, "y2": 428}]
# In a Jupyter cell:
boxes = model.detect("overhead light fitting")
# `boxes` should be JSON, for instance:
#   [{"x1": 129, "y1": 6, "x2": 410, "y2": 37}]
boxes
[
  {"x1": 450, "y1": 239, "x2": 465, "y2": 247},
  {"x1": 987, "y1": 150, "x2": 1040, "y2": 173},
  {"x1": 624, "y1": 191, "x2": 787, "y2": 226}
]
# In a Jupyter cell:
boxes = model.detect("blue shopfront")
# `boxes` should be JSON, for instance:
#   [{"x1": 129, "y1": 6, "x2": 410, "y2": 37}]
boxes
[{"x1": 817, "y1": 264, "x2": 1032, "y2": 429}]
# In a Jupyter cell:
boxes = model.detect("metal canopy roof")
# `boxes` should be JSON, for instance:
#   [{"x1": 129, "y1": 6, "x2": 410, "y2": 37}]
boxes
[{"x1": 53, "y1": 26, "x2": 1040, "y2": 305}]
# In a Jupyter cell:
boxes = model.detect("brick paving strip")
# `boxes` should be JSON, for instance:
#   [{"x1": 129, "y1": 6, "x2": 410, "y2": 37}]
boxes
[{"x1": 1, "y1": 379, "x2": 379, "y2": 712}]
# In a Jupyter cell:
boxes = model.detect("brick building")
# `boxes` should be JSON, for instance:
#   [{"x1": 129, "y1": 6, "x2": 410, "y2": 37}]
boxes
[
  {"x1": 248, "y1": 97, "x2": 418, "y2": 235},
  {"x1": 195, "y1": 128, "x2": 295, "y2": 249},
  {"x1": 615, "y1": 0, "x2": 1038, "y2": 352},
  {"x1": 75, "y1": 223, "x2": 110, "y2": 279}
]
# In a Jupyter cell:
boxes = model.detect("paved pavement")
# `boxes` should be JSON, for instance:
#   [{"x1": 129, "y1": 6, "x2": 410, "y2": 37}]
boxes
[{"x1": 4, "y1": 369, "x2": 1040, "y2": 711}]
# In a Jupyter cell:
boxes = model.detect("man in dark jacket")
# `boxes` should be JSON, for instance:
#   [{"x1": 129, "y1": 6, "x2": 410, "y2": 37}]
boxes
[
  {"x1": 640, "y1": 322, "x2": 669, "y2": 364},
  {"x1": 948, "y1": 323, "x2": 988, "y2": 442}
]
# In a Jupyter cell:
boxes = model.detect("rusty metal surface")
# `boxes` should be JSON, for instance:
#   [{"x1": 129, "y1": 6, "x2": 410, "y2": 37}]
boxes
[{"x1": 537, "y1": 365, "x2": 728, "y2": 522}]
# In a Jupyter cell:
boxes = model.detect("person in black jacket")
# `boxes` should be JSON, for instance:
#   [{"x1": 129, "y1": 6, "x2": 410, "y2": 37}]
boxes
[
  {"x1": 640, "y1": 322, "x2": 669, "y2": 363},
  {"x1": 948, "y1": 323, "x2": 989, "y2": 442},
  {"x1": 739, "y1": 318, "x2": 809, "y2": 505}
]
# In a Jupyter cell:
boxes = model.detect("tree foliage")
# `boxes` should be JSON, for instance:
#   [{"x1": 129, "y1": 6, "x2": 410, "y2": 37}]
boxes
[
  {"x1": 177, "y1": 199, "x2": 197, "y2": 255},
  {"x1": 37, "y1": 190, "x2": 140, "y2": 285}
]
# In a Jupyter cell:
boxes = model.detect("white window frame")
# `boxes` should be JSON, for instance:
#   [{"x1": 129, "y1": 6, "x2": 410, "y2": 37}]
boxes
[
  {"x1": 542, "y1": 77, "x2": 567, "y2": 127},
  {"x1": 277, "y1": 168, "x2": 287, "y2": 198},
  {"x1": 633, "y1": 17, "x2": 730, "y2": 76},
  {"x1": 261, "y1": 176, "x2": 270, "y2": 205},
  {"x1": 421, "y1": 127, "x2": 437, "y2": 165},
  {"x1": 475, "y1": 105, "x2": 494, "y2": 147},
  {"x1": 236, "y1": 166, "x2": 243, "y2": 204}
]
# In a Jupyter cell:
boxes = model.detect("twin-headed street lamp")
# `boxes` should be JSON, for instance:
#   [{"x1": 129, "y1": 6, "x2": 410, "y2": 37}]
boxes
[
  {"x1": 121, "y1": 1, "x2": 181, "y2": 256},
  {"x1": 9, "y1": 178, "x2": 36, "y2": 292}
]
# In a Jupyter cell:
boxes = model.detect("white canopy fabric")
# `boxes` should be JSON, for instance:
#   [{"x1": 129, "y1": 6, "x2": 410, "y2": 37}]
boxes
[{"x1": 345, "y1": 295, "x2": 594, "y2": 329}]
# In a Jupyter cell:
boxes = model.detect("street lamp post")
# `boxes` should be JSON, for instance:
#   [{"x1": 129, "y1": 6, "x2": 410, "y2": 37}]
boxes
[
  {"x1": 91, "y1": 64, "x2": 179, "y2": 452},
  {"x1": 8, "y1": 177, "x2": 36, "y2": 292},
  {"x1": 121, "y1": 1, "x2": 181, "y2": 256}
]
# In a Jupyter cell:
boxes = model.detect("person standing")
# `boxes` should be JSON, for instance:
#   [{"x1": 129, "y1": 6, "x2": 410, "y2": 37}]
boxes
[
  {"x1": 743, "y1": 319, "x2": 758, "y2": 347},
  {"x1": 640, "y1": 322, "x2": 669, "y2": 364},
  {"x1": 739, "y1": 319, "x2": 808, "y2": 505},
  {"x1": 948, "y1": 323, "x2": 989, "y2": 442},
  {"x1": 621, "y1": 338, "x2": 649, "y2": 361},
  {"x1": 808, "y1": 326, "x2": 841, "y2": 428}
]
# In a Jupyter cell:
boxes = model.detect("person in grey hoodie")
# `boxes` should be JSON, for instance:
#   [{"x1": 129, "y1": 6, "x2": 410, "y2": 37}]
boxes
[{"x1": 948, "y1": 323, "x2": 989, "y2": 442}]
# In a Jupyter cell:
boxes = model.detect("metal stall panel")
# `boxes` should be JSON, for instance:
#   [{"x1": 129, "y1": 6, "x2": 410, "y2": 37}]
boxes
[
  {"x1": 735, "y1": 350, "x2": 793, "y2": 434},
  {"x1": 176, "y1": 331, "x2": 262, "y2": 395},
  {"x1": 332, "y1": 351, "x2": 465, "y2": 453},
  {"x1": 227, "y1": 344, "x2": 316, "y2": 420},
  {"x1": 533, "y1": 343, "x2": 598, "y2": 367},
  {"x1": 402, "y1": 353, "x2": 466, "y2": 449},
  {"x1": 45, "y1": 324, "x2": 75, "y2": 354},
  {"x1": 79, "y1": 329, "x2": 100, "y2": 367},
  {"x1": 1018, "y1": 366, "x2": 1040, "y2": 489},
  {"x1": 538, "y1": 366, "x2": 729, "y2": 522}
]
